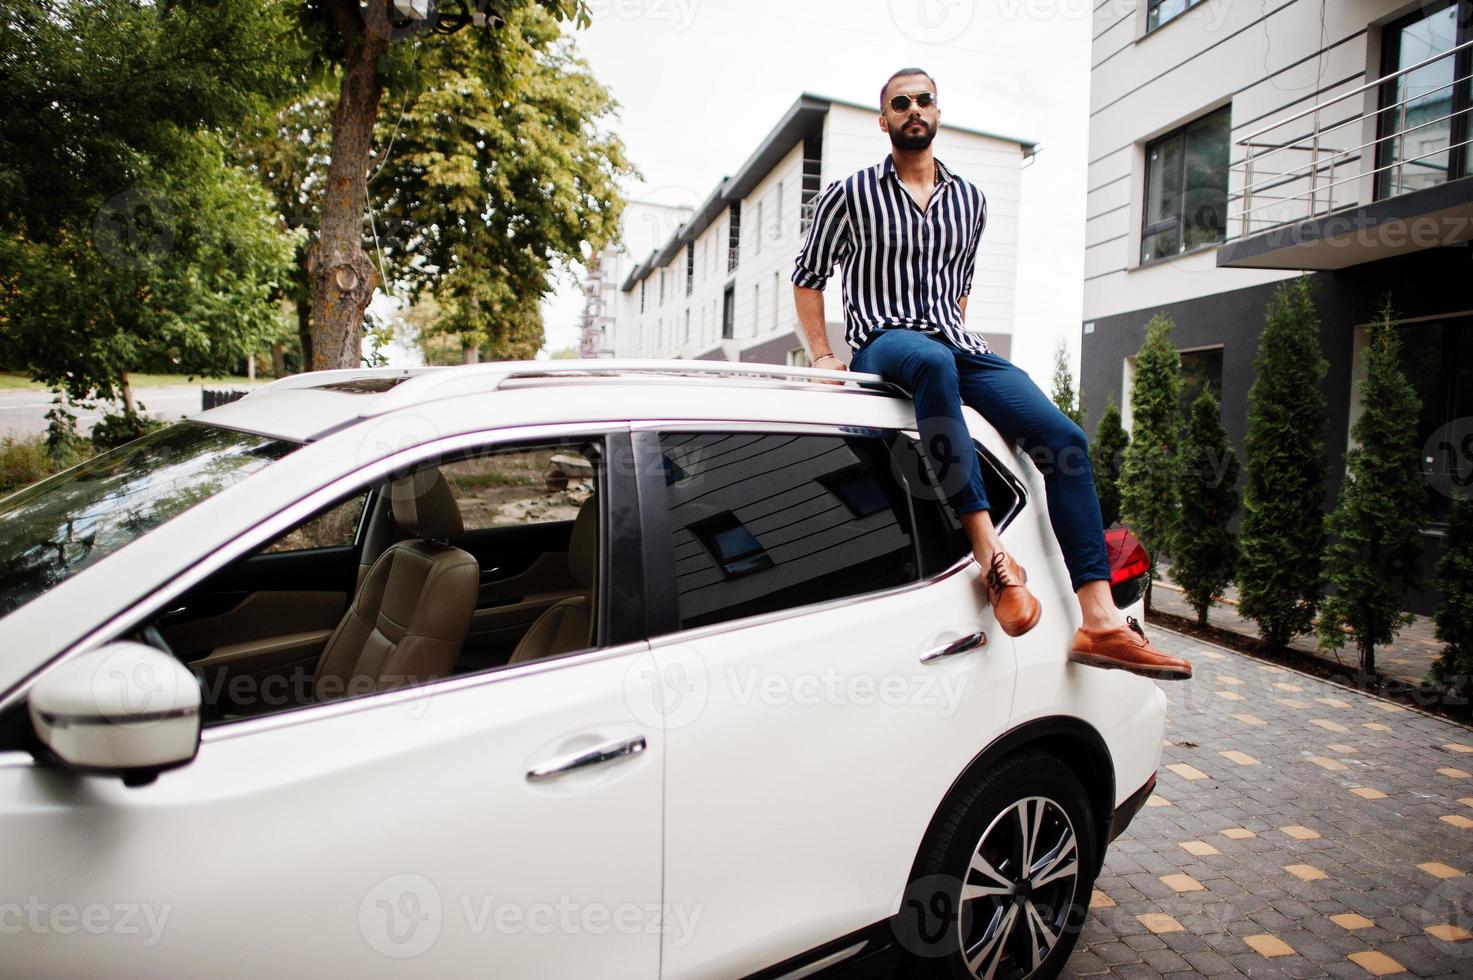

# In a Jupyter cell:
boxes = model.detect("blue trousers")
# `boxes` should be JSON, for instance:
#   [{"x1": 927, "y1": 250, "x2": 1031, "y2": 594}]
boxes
[{"x1": 850, "y1": 328, "x2": 1112, "y2": 593}]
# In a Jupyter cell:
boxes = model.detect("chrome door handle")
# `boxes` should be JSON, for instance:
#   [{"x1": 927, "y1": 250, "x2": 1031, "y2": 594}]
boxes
[
  {"x1": 919, "y1": 631, "x2": 987, "y2": 664},
  {"x1": 526, "y1": 735, "x2": 647, "y2": 781}
]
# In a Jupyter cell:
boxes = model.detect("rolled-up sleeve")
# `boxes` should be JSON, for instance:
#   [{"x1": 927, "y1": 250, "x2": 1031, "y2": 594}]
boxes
[
  {"x1": 958, "y1": 190, "x2": 987, "y2": 297},
  {"x1": 791, "y1": 180, "x2": 851, "y2": 290}
]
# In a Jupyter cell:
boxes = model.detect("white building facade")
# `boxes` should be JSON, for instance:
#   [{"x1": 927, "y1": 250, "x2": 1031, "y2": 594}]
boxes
[
  {"x1": 1083, "y1": 0, "x2": 1473, "y2": 614},
  {"x1": 609, "y1": 94, "x2": 1036, "y2": 366}
]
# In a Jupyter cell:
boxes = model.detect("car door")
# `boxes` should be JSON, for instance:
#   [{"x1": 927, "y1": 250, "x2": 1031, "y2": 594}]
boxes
[
  {"x1": 0, "y1": 428, "x2": 666, "y2": 980},
  {"x1": 630, "y1": 423, "x2": 1025, "y2": 979}
]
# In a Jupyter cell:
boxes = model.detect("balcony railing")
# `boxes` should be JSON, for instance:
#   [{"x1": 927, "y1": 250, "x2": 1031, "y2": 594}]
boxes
[{"x1": 1231, "y1": 38, "x2": 1472, "y2": 240}]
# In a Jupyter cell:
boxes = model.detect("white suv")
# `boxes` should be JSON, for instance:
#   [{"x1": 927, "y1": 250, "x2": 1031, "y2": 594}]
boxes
[{"x1": 0, "y1": 360, "x2": 1166, "y2": 980}]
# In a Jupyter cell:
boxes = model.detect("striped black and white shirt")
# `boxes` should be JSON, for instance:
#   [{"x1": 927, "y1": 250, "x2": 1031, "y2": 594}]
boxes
[{"x1": 791, "y1": 155, "x2": 991, "y2": 355}]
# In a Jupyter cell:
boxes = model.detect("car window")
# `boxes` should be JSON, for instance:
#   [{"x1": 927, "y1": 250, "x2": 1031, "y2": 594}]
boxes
[
  {"x1": 0, "y1": 422, "x2": 297, "y2": 621},
  {"x1": 896, "y1": 436, "x2": 1024, "y2": 576},
  {"x1": 260, "y1": 493, "x2": 368, "y2": 553},
  {"x1": 654, "y1": 431, "x2": 923, "y2": 631},
  {"x1": 439, "y1": 447, "x2": 594, "y2": 530}
]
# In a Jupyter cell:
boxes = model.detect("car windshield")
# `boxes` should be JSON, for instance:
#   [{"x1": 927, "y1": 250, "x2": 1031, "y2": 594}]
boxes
[{"x1": 0, "y1": 422, "x2": 299, "y2": 620}]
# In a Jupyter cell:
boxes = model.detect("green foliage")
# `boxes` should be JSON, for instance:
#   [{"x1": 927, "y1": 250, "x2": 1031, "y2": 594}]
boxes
[
  {"x1": 1317, "y1": 301, "x2": 1426, "y2": 677},
  {"x1": 0, "y1": 135, "x2": 302, "y2": 401},
  {"x1": 1091, "y1": 395, "x2": 1129, "y2": 528},
  {"x1": 1237, "y1": 277, "x2": 1328, "y2": 650},
  {"x1": 0, "y1": 0, "x2": 306, "y2": 400},
  {"x1": 0, "y1": 434, "x2": 89, "y2": 496},
  {"x1": 1171, "y1": 388, "x2": 1241, "y2": 625},
  {"x1": 369, "y1": 4, "x2": 634, "y2": 359},
  {"x1": 0, "y1": 0, "x2": 305, "y2": 240},
  {"x1": 1429, "y1": 494, "x2": 1473, "y2": 712},
  {"x1": 1119, "y1": 314, "x2": 1182, "y2": 577},
  {"x1": 90, "y1": 412, "x2": 167, "y2": 452},
  {"x1": 1049, "y1": 341, "x2": 1085, "y2": 428}
]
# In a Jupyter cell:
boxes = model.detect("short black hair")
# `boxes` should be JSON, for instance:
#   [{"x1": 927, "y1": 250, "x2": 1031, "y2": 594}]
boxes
[{"x1": 881, "y1": 68, "x2": 935, "y2": 108}]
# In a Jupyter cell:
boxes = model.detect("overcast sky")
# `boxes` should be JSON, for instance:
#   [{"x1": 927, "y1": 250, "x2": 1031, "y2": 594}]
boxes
[{"x1": 535, "y1": 0, "x2": 1093, "y2": 379}]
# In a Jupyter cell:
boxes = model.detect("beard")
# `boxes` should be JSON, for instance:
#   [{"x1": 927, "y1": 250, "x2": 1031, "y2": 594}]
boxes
[{"x1": 889, "y1": 118, "x2": 937, "y2": 151}]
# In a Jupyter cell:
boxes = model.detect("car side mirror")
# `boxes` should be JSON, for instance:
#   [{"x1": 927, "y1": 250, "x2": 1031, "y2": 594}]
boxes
[{"x1": 29, "y1": 642, "x2": 202, "y2": 787}]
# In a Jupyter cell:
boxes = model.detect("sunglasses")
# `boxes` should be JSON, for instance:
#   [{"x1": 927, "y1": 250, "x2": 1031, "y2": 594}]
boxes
[{"x1": 888, "y1": 91, "x2": 936, "y2": 112}]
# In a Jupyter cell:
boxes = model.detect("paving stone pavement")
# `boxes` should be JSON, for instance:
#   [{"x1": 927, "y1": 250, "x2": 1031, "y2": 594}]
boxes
[{"x1": 1065, "y1": 624, "x2": 1473, "y2": 979}]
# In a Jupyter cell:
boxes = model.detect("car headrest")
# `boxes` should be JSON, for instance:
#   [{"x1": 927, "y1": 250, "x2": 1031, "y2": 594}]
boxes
[
  {"x1": 568, "y1": 494, "x2": 598, "y2": 588},
  {"x1": 390, "y1": 468, "x2": 464, "y2": 541}
]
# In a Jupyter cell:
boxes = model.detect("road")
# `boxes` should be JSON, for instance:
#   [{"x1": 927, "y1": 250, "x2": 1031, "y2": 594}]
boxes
[
  {"x1": 1066, "y1": 624, "x2": 1473, "y2": 978},
  {"x1": 0, "y1": 385, "x2": 259, "y2": 438}
]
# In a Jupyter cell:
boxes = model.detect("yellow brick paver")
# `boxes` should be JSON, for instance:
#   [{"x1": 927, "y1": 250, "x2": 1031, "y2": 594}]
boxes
[
  {"x1": 1347, "y1": 950, "x2": 1406, "y2": 975},
  {"x1": 1331, "y1": 913, "x2": 1374, "y2": 930},
  {"x1": 1285, "y1": 863, "x2": 1328, "y2": 881},
  {"x1": 1244, "y1": 934, "x2": 1295, "y2": 957},
  {"x1": 1425, "y1": 923, "x2": 1471, "y2": 941},
  {"x1": 1160, "y1": 873, "x2": 1204, "y2": 892},
  {"x1": 1136, "y1": 913, "x2": 1182, "y2": 934},
  {"x1": 1179, "y1": 840, "x2": 1220, "y2": 856},
  {"x1": 1280, "y1": 825, "x2": 1321, "y2": 840}
]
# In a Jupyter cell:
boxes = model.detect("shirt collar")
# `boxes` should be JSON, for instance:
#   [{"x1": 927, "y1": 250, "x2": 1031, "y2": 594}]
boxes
[{"x1": 881, "y1": 154, "x2": 953, "y2": 185}]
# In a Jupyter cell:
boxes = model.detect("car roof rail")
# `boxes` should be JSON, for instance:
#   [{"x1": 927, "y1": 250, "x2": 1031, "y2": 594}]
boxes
[{"x1": 252, "y1": 359, "x2": 911, "y2": 412}]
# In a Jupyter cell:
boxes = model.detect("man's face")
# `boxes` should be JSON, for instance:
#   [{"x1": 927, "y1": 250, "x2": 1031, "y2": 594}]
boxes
[{"x1": 880, "y1": 75, "x2": 939, "y2": 151}]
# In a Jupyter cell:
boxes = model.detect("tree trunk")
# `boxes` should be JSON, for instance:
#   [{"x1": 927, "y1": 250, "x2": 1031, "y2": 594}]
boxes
[
  {"x1": 308, "y1": 3, "x2": 387, "y2": 370},
  {"x1": 120, "y1": 371, "x2": 136, "y2": 415},
  {"x1": 462, "y1": 341, "x2": 480, "y2": 364},
  {"x1": 271, "y1": 341, "x2": 287, "y2": 378},
  {"x1": 1359, "y1": 641, "x2": 1376, "y2": 687}
]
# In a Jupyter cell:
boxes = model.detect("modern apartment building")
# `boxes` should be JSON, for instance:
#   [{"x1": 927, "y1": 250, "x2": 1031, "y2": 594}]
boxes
[
  {"x1": 610, "y1": 93, "x2": 1036, "y2": 366},
  {"x1": 1083, "y1": 0, "x2": 1472, "y2": 612}
]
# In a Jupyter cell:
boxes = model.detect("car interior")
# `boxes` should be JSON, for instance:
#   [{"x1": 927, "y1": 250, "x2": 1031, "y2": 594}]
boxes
[{"x1": 133, "y1": 439, "x2": 605, "y2": 723}]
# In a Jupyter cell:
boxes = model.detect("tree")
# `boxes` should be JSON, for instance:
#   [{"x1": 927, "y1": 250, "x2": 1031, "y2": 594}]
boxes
[
  {"x1": 1091, "y1": 395, "x2": 1129, "y2": 528},
  {"x1": 1118, "y1": 314, "x2": 1182, "y2": 601},
  {"x1": 0, "y1": 135, "x2": 300, "y2": 407},
  {"x1": 1237, "y1": 277, "x2": 1329, "y2": 651},
  {"x1": 301, "y1": 0, "x2": 592, "y2": 370},
  {"x1": 1317, "y1": 302, "x2": 1426, "y2": 681},
  {"x1": 1050, "y1": 340, "x2": 1085, "y2": 428},
  {"x1": 0, "y1": 0, "x2": 304, "y2": 403},
  {"x1": 369, "y1": 5, "x2": 632, "y2": 362},
  {"x1": 1171, "y1": 388, "x2": 1240, "y2": 625},
  {"x1": 1429, "y1": 494, "x2": 1473, "y2": 713}
]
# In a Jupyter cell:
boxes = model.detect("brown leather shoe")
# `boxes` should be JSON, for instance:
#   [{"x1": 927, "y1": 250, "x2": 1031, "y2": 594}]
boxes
[
  {"x1": 1069, "y1": 616, "x2": 1193, "y2": 680},
  {"x1": 983, "y1": 551, "x2": 1041, "y2": 637}
]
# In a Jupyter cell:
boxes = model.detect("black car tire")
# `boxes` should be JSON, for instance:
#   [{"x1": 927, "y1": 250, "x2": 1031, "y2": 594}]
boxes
[{"x1": 892, "y1": 750, "x2": 1099, "y2": 980}]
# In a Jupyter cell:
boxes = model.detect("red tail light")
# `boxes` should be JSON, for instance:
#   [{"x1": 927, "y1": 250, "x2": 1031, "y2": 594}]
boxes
[{"x1": 1104, "y1": 525, "x2": 1151, "y2": 608}]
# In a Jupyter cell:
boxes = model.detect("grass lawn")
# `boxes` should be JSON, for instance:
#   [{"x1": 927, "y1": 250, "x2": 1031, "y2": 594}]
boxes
[{"x1": 0, "y1": 373, "x2": 257, "y2": 391}]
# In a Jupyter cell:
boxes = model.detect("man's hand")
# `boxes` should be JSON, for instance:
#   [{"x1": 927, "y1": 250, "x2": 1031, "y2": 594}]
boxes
[{"x1": 813, "y1": 357, "x2": 848, "y2": 386}]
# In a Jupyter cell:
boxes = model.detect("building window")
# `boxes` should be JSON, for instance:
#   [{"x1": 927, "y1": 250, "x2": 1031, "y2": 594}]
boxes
[
  {"x1": 721, "y1": 284, "x2": 735, "y2": 339},
  {"x1": 683, "y1": 309, "x2": 691, "y2": 347},
  {"x1": 685, "y1": 241, "x2": 695, "y2": 296},
  {"x1": 755, "y1": 200, "x2": 764, "y2": 255},
  {"x1": 775, "y1": 181, "x2": 784, "y2": 245},
  {"x1": 1178, "y1": 347, "x2": 1224, "y2": 424},
  {"x1": 1374, "y1": 313, "x2": 1473, "y2": 527},
  {"x1": 639, "y1": 280, "x2": 646, "y2": 314},
  {"x1": 727, "y1": 203, "x2": 741, "y2": 273},
  {"x1": 753, "y1": 284, "x2": 760, "y2": 335},
  {"x1": 771, "y1": 271, "x2": 780, "y2": 329},
  {"x1": 659, "y1": 269, "x2": 665, "y2": 305},
  {"x1": 1141, "y1": 104, "x2": 1231, "y2": 263},
  {"x1": 1147, "y1": 0, "x2": 1206, "y2": 32},
  {"x1": 1375, "y1": 2, "x2": 1471, "y2": 200}
]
